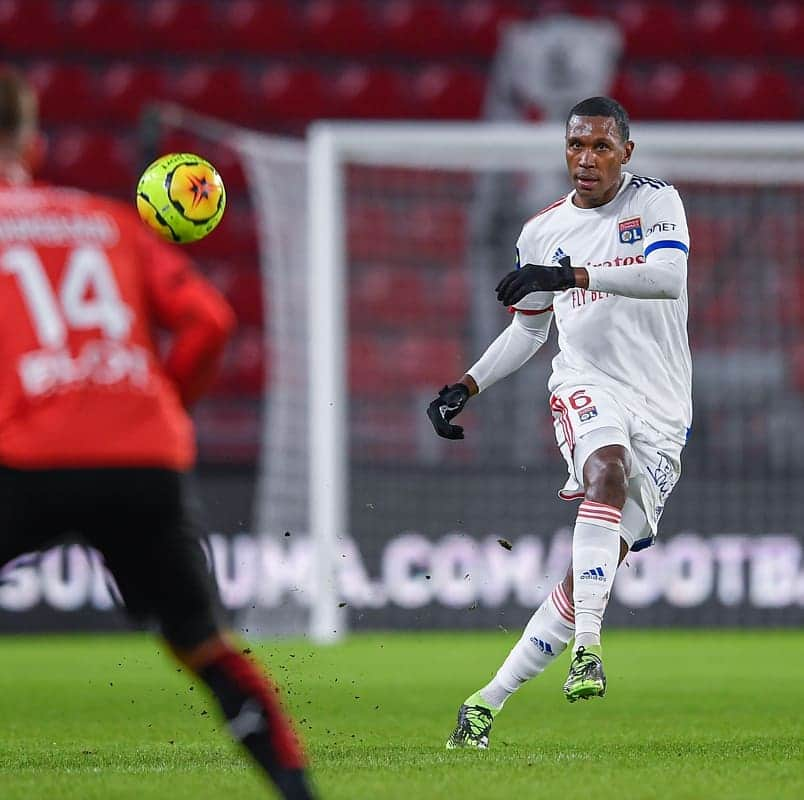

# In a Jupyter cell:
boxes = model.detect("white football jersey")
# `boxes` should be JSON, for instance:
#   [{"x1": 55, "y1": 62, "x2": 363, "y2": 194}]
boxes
[{"x1": 514, "y1": 172, "x2": 692, "y2": 443}]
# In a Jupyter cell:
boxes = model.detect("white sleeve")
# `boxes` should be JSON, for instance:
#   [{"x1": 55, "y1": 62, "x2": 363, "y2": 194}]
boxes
[
  {"x1": 467, "y1": 310, "x2": 553, "y2": 392},
  {"x1": 586, "y1": 187, "x2": 690, "y2": 300}
]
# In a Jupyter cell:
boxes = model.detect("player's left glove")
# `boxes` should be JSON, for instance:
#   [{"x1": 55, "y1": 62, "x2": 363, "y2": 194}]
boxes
[
  {"x1": 495, "y1": 257, "x2": 575, "y2": 306},
  {"x1": 427, "y1": 383, "x2": 470, "y2": 440}
]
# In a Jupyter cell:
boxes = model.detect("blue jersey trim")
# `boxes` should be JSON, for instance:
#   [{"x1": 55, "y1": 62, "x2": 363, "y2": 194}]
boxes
[
  {"x1": 630, "y1": 534, "x2": 656, "y2": 552},
  {"x1": 644, "y1": 239, "x2": 689, "y2": 257}
]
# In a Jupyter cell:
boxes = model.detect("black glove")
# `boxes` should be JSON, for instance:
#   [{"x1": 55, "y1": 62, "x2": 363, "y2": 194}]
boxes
[
  {"x1": 427, "y1": 383, "x2": 470, "y2": 440},
  {"x1": 495, "y1": 257, "x2": 575, "y2": 306}
]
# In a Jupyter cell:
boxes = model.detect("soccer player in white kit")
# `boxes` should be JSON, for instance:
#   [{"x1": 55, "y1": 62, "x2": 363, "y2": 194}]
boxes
[{"x1": 427, "y1": 97, "x2": 692, "y2": 749}]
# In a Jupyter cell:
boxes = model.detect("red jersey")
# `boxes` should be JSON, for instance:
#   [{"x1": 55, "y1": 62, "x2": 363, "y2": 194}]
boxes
[{"x1": 0, "y1": 182, "x2": 235, "y2": 470}]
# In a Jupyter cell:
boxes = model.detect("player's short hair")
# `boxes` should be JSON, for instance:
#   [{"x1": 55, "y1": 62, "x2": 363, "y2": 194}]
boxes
[
  {"x1": 0, "y1": 66, "x2": 36, "y2": 143},
  {"x1": 566, "y1": 96, "x2": 630, "y2": 143}
]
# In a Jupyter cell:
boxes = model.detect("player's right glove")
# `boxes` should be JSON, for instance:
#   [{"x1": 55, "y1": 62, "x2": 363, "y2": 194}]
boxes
[
  {"x1": 495, "y1": 256, "x2": 575, "y2": 306},
  {"x1": 427, "y1": 383, "x2": 470, "y2": 440}
]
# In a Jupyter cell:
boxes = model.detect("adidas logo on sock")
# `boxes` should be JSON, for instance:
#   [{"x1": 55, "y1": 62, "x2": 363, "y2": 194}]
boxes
[
  {"x1": 529, "y1": 637, "x2": 555, "y2": 656},
  {"x1": 580, "y1": 566, "x2": 606, "y2": 581}
]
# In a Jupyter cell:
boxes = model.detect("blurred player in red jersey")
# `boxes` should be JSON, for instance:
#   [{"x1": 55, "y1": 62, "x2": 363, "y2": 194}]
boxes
[{"x1": 0, "y1": 68, "x2": 316, "y2": 800}]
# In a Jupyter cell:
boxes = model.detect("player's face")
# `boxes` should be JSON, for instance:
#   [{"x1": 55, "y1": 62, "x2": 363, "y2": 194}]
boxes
[{"x1": 565, "y1": 116, "x2": 634, "y2": 208}]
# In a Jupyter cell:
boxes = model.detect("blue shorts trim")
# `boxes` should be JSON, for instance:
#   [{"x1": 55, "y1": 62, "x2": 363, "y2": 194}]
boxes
[{"x1": 630, "y1": 534, "x2": 656, "y2": 552}]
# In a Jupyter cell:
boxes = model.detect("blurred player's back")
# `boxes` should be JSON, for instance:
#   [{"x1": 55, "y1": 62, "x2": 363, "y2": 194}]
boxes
[
  {"x1": 0, "y1": 66, "x2": 316, "y2": 799},
  {"x1": 0, "y1": 183, "x2": 229, "y2": 469}
]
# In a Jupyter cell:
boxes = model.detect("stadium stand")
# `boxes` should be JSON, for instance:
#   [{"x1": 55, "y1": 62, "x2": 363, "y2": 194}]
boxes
[{"x1": 2, "y1": 0, "x2": 801, "y2": 460}]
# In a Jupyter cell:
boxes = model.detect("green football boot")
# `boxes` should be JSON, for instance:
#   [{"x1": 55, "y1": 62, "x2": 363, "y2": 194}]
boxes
[
  {"x1": 445, "y1": 692, "x2": 499, "y2": 750},
  {"x1": 563, "y1": 645, "x2": 606, "y2": 702}
]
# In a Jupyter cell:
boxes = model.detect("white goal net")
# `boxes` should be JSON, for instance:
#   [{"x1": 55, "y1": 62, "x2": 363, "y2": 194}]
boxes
[{"x1": 148, "y1": 110, "x2": 804, "y2": 640}]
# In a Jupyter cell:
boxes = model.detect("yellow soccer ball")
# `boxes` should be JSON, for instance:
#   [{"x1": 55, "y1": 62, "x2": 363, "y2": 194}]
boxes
[{"x1": 136, "y1": 153, "x2": 226, "y2": 243}]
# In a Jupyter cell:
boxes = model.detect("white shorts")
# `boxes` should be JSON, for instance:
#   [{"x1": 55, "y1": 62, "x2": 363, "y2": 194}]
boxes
[{"x1": 549, "y1": 383, "x2": 683, "y2": 551}]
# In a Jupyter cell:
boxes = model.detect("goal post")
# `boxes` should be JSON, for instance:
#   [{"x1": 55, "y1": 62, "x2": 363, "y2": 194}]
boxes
[
  {"x1": 307, "y1": 127, "x2": 348, "y2": 643},
  {"x1": 307, "y1": 121, "x2": 804, "y2": 173},
  {"x1": 305, "y1": 121, "x2": 804, "y2": 641},
  {"x1": 143, "y1": 107, "x2": 804, "y2": 639}
]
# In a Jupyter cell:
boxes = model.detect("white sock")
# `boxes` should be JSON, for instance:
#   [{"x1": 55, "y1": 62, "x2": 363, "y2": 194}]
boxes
[
  {"x1": 478, "y1": 582, "x2": 575, "y2": 709},
  {"x1": 572, "y1": 500, "x2": 622, "y2": 649}
]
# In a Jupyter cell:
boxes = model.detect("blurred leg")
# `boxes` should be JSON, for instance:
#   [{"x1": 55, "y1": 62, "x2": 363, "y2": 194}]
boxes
[
  {"x1": 171, "y1": 633, "x2": 314, "y2": 800},
  {"x1": 90, "y1": 468, "x2": 315, "y2": 799}
]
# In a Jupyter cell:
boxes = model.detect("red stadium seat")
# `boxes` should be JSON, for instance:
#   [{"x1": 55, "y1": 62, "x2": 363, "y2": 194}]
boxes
[
  {"x1": 397, "y1": 334, "x2": 463, "y2": 386},
  {"x1": 350, "y1": 335, "x2": 386, "y2": 394},
  {"x1": 609, "y1": 68, "x2": 653, "y2": 120},
  {"x1": 685, "y1": 213, "x2": 735, "y2": 285},
  {"x1": 614, "y1": 1, "x2": 689, "y2": 60},
  {"x1": 404, "y1": 201, "x2": 466, "y2": 261},
  {"x1": 351, "y1": 404, "x2": 422, "y2": 461},
  {"x1": 690, "y1": 1, "x2": 766, "y2": 58},
  {"x1": 751, "y1": 214, "x2": 800, "y2": 280},
  {"x1": 27, "y1": 63, "x2": 100, "y2": 124},
  {"x1": 143, "y1": 0, "x2": 215, "y2": 54},
  {"x1": 767, "y1": 1, "x2": 804, "y2": 60},
  {"x1": 718, "y1": 67, "x2": 797, "y2": 121},
  {"x1": 379, "y1": 0, "x2": 460, "y2": 58},
  {"x1": 520, "y1": 0, "x2": 600, "y2": 19},
  {"x1": 256, "y1": 66, "x2": 330, "y2": 123},
  {"x1": 696, "y1": 285, "x2": 741, "y2": 333},
  {"x1": 217, "y1": 327, "x2": 264, "y2": 395},
  {"x1": 43, "y1": 131, "x2": 137, "y2": 196},
  {"x1": 437, "y1": 269, "x2": 470, "y2": 322},
  {"x1": 224, "y1": 269, "x2": 263, "y2": 327},
  {"x1": 781, "y1": 268, "x2": 804, "y2": 329},
  {"x1": 351, "y1": 266, "x2": 428, "y2": 325},
  {"x1": 795, "y1": 77, "x2": 804, "y2": 123},
  {"x1": 65, "y1": 0, "x2": 143, "y2": 55},
  {"x1": 455, "y1": 0, "x2": 525, "y2": 58},
  {"x1": 204, "y1": 263, "x2": 262, "y2": 328},
  {"x1": 411, "y1": 66, "x2": 486, "y2": 120},
  {"x1": 0, "y1": 0, "x2": 62, "y2": 54},
  {"x1": 168, "y1": 65, "x2": 253, "y2": 126},
  {"x1": 348, "y1": 201, "x2": 395, "y2": 261},
  {"x1": 301, "y1": 0, "x2": 379, "y2": 57},
  {"x1": 330, "y1": 66, "x2": 412, "y2": 119},
  {"x1": 641, "y1": 64, "x2": 720, "y2": 121},
  {"x1": 578, "y1": 1, "x2": 614, "y2": 16},
  {"x1": 351, "y1": 333, "x2": 462, "y2": 393},
  {"x1": 788, "y1": 343, "x2": 804, "y2": 395},
  {"x1": 221, "y1": 0, "x2": 300, "y2": 54},
  {"x1": 99, "y1": 64, "x2": 168, "y2": 125}
]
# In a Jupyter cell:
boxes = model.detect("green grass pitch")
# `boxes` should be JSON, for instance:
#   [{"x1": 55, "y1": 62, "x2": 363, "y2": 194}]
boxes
[{"x1": 1, "y1": 630, "x2": 801, "y2": 800}]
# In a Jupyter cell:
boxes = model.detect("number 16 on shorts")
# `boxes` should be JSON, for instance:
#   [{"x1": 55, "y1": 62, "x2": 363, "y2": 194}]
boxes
[
  {"x1": 568, "y1": 389, "x2": 598, "y2": 423},
  {"x1": 550, "y1": 386, "x2": 623, "y2": 456}
]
